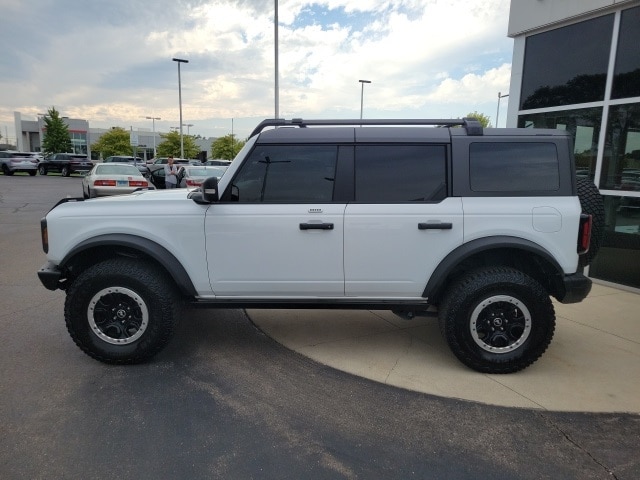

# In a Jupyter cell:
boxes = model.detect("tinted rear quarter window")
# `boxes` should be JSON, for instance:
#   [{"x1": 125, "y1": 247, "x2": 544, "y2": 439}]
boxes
[
  {"x1": 355, "y1": 145, "x2": 447, "y2": 202},
  {"x1": 469, "y1": 142, "x2": 560, "y2": 192}
]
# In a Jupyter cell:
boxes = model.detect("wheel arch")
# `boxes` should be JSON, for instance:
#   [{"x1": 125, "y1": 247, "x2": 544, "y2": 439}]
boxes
[
  {"x1": 59, "y1": 234, "x2": 197, "y2": 296},
  {"x1": 424, "y1": 236, "x2": 564, "y2": 305}
]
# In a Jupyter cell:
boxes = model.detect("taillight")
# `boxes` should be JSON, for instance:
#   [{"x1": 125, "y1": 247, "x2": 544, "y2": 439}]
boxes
[
  {"x1": 94, "y1": 180, "x2": 116, "y2": 186},
  {"x1": 40, "y1": 218, "x2": 49, "y2": 253},
  {"x1": 577, "y1": 214, "x2": 592, "y2": 255},
  {"x1": 129, "y1": 180, "x2": 148, "y2": 187},
  {"x1": 186, "y1": 179, "x2": 200, "y2": 187}
]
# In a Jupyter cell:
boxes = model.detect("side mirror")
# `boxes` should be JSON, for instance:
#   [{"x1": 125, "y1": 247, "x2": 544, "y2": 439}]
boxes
[{"x1": 190, "y1": 176, "x2": 219, "y2": 204}]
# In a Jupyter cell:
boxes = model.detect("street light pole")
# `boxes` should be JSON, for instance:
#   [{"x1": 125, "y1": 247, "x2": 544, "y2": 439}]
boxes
[
  {"x1": 172, "y1": 57, "x2": 189, "y2": 158},
  {"x1": 359, "y1": 80, "x2": 371, "y2": 120},
  {"x1": 182, "y1": 123, "x2": 194, "y2": 135},
  {"x1": 274, "y1": 0, "x2": 279, "y2": 119},
  {"x1": 496, "y1": 92, "x2": 509, "y2": 128},
  {"x1": 145, "y1": 116, "x2": 161, "y2": 158}
]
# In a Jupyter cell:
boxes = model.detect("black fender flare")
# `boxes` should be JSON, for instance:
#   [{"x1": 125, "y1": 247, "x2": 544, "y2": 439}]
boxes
[
  {"x1": 423, "y1": 236, "x2": 563, "y2": 301},
  {"x1": 60, "y1": 234, "x2": 197, "y2": 296}
]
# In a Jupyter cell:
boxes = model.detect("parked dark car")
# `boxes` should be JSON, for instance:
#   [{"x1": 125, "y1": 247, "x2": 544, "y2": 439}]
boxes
[
  {"x1": 149, "y1": 164, "x2": 227, "y2": 189},
  {"x1": 38, "y1": 153, "x2": 93, "y2": 177},
  {"x1": 103, "y1": 155, "x2": 150, "y2": 177}
]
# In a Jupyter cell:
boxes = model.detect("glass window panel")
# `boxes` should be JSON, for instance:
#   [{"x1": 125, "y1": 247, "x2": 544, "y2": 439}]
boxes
[
  {"x1": 612, "y1": 6, "x2": 640, "y2": 99},
  {"x1": 518, "y1": 108, "x2": 602, "y2": 181},
  {"x1": 599, "y1": 103, "x2": 640, "y2": 192},
  {"x1": 520, "y1": 15, "x2": 613, "y2": 110},
  {"x1": 589, "y1": 195, "x2": 640, "y2": 289},
  {"x1": 355, "y1": 145, "x2": 447, "y2": 203},
  {"x1": 230, "y1": 145, "x2": 337, "y2": 203},
  {"x1": 469, "y1": 143, "x2": 559, "y2": 192}
]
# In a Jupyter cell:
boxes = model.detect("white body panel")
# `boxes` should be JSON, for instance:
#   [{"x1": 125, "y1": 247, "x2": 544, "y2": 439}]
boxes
[
  {"x1": 45, "y1": 190, "x2": 214, "y2": 295},
  {"x1": 462, "y1": 197, "x2": 582, "y2": 273},
  {"x1": 344, "y1": 199, "x2": 464, "y2": 297},
  {"x1": 205, "y1": 203, "x2": 346, "y2": 296}
]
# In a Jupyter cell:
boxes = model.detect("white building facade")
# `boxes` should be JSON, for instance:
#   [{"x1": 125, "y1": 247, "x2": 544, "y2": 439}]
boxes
[{"x1": 507, "y1": 0, "x2": 640, "y2": 289}]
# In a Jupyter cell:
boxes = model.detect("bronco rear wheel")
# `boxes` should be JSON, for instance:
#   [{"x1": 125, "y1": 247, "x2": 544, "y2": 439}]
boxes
[
  {"x1": 439, "y1": 267, "x2": 555, "y2": 374},
  {"x1": 64, "y1": 258, "x2": 180, "y2": 364}
]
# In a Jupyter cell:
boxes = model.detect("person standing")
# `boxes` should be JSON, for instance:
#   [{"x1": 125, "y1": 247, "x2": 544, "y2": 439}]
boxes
[{"x1": 164, "y1": 156, "x2": 178, "y2": 189}]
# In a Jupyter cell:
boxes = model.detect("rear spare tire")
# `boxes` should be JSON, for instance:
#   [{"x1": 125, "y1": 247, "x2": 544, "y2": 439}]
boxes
[{"x1": 577, "y1": 177, "x2": 605, "y2": 266}]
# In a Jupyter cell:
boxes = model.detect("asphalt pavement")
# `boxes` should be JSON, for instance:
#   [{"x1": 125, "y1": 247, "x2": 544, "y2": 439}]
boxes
[{"x1": 1, "y1": 173, "x2": 639, "y2": 480}]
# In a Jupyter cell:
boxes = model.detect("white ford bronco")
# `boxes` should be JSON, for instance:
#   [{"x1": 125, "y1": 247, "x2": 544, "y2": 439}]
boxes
[{"x1": 38, "y1": 118, "x2": 604, "y2": 373}]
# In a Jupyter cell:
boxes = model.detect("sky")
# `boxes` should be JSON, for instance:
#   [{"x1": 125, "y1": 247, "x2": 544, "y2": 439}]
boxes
[{"x1": 0, "y1": 0, "x2": 513, "y2": 142}]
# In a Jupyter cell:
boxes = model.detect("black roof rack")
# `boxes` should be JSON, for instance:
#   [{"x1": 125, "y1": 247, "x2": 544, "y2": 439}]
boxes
[{"x1": 249, "y1": 117, "x2": 483, "y2": 138}]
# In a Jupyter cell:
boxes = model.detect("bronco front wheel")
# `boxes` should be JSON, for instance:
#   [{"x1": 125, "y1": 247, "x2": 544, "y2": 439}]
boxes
[{"x1": 64, "y1": 258, "x2": 180, "y2": 364}]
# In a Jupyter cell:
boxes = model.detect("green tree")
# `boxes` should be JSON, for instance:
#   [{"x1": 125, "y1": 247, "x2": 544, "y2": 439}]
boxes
[
  {"x1": 91, "y1": 127, "x2": 133, "y2": 159},
  {"x1": 212, "y1": 134, "x2": 246, "y2": 160},
  {"x1": 156, "y1": 131, "x2": 200, "y2": 158},
  {"x1": 465, "y1": 111, "x2": 492, "y2": 128},
  {"x1": 41, "y1": 107, "x2": 73, "y2": 155}
]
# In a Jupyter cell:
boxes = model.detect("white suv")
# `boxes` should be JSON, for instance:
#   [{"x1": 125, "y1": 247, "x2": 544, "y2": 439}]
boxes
[
  {"x1": 0, "y1": 151, "x2": 38, "y2": 175},
  {"x1": 37, "y1": 118, "x2": 604, "y2": 373}
]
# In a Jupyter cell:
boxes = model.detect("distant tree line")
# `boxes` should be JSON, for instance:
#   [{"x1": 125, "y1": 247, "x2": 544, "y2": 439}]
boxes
[{"x1": 38, "y1": 106, "x2": 248, "y2": 160}]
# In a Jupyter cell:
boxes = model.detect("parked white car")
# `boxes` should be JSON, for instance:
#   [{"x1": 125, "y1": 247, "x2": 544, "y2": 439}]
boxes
[{"x1": 82, "y1": 163, "x2": 154, "y2": 198}]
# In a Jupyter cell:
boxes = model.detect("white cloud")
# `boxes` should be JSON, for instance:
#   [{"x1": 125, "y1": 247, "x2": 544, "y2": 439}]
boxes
[{"x1": 0, "y1": 0, "x2": 512, "y2": 140}]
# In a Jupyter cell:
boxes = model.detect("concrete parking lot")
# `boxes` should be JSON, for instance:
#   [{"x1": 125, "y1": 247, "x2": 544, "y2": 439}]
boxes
[
  {"x1": 1, "y1": 173, "x2": 639, "y2": 479},
  {"x1": 249, "y1": 280, "x2": 640, "y2": 413}
]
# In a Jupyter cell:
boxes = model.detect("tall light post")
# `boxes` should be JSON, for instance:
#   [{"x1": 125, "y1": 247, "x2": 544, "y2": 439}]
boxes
[
  {"x1": 359, "y1": 79, "x2": 371, "y2": 120},
  {"x1": 172, "y1": 57, "x2": 189, "y2": 158},
  {"x1": 274, "y1": 0, "x2": 279, "y2": 119},
  {"x1": 145, "y1": 116, "x2": 161, "y2": 158},
  {"x1": 182, "y1": 123, "x2": 194, "y2": 135},
  {"x1": 496, "y1": 92, "x2": 509, "y2": 127}
]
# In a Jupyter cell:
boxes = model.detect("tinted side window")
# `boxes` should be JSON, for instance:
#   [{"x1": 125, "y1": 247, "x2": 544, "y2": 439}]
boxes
[
  {"x1": 469, "y1": 143, "x2": 559, "y2": 192},
  {"x1": 355, "y1": 145, "x2": 447, "y2": 202},
  {"x1": 230, "y1": 145, "x2": 337, "y2": 203}
]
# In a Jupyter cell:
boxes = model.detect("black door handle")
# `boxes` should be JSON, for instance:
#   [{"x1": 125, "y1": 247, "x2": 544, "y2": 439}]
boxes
[
  {"x1": 418, "y1": 222, "x2": 453, "y2": 230},
  {"x1": 300, "y1": 222, "x2": 334, "y2": 230}
]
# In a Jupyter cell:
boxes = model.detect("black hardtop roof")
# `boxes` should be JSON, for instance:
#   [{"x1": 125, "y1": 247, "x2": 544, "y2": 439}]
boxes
[
  {"x1": 251, "y1": 118, "x2": 573, "y2": 144},
  {"x1": 256, "y1": 125, "x2": 455, "y2": 144},
  {"x1": 250, "y1": 117, "x2": 484, "y2": 138}
]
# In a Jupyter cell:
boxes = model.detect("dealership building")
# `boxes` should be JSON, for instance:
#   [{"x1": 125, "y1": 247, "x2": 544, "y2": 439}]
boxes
[
  {"x1": 11, "y1": 113, "x2": 201, "y2": 162},
  {"x1": 507, "y1": 0, "x2": 639, "y2": 289}
]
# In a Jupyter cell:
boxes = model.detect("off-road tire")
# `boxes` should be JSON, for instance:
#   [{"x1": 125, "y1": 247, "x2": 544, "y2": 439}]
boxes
[
  {"x1": 64, "y1": 258, "x2": 180, "y2": 364},
  {"x1": 438, "y1": 267, "x2": 555, "y2": 374},
  {"x1": 577, "y1": 177, "x2": 605, "y2": 266}
]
